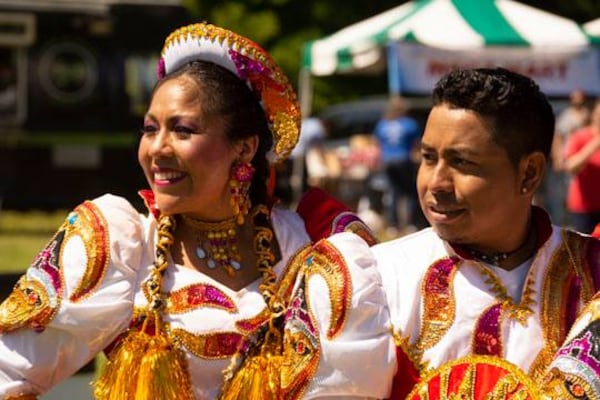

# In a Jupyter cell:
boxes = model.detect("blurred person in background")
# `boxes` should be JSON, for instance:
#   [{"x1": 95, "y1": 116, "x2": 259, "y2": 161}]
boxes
[
  {"x1": 564, "y1": 100, "x2": 600, "y2": 234},
  {"x1": 373, "y1": 96, "x2": 424, "y2": 236},
  {"x1": 545, "y1": 88, "x2": 589, "y2": 226},
  {"x1": 287, "y1": 115, "x2": 328, "y2": 204},
  {"x1": 0, "y1": 22, "x2": 394, "y2": 400}
]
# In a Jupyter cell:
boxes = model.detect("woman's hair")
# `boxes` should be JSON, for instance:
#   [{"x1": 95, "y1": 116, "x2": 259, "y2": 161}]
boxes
[
  {"x1": 153, "y1": 60, "x2": 273, "y2": 206},
  {"x1": 432, "y1": 67, "x2": 555, "y2": 167}
]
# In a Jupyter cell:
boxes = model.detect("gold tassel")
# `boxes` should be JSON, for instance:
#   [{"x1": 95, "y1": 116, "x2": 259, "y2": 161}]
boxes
[
  {"x1": 93, "y1": 329, "x2": 151, "y2": 400},
  {"x1": 219, "y1": 323, "x2": 283, "y2": 400},
  {"x1": 134, "y1": 333, "x2": 193, "y2": 400},
  {"x1": 94, "y1": 315, "x2": 193, "y2": 400}
]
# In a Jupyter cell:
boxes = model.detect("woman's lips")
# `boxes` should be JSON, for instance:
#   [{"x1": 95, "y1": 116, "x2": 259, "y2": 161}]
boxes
[{"x1": 152, "y1": 169, "x2": 187, "y2": 186}]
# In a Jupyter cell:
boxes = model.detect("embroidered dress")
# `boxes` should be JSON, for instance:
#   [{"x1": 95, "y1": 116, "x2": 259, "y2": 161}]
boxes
[
  {"x1": 373, "y1": 207, "x2": 600, "y2": 398},
  {"x1": 0, "y1": 194, "x2": 394, "y2": 399}
]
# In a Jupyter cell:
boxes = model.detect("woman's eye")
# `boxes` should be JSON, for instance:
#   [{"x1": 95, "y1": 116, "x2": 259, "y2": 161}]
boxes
[
  {"x1": 174, "y1": 125, "x2": 194, "y2": 135},
  {"x1": 140, "y1": 125, "x2": 157, "y2": 135}
]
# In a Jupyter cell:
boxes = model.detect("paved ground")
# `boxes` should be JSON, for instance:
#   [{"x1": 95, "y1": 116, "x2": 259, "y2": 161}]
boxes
[{"x1": 40, "y1": 373, "x2": 94, "y2": 399}]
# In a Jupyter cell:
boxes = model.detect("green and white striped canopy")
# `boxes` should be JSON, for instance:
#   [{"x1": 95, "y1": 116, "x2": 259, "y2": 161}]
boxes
[
  {"x1": 304, "y1": 0, "x2": 597, "y2": 76},
  {"x1": 584, "y1": 19, "x2": 600, "y2": 38}
]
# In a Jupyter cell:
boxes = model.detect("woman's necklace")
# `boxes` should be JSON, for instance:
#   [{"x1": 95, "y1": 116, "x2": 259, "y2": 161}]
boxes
[{"x1": 180, "y1": 214, "x2": 242, "y2": 277}]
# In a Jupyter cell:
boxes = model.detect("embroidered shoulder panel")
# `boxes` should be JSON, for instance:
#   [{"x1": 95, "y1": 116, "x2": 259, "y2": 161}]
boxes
[
  {"x1": 331, "y1": 211, "x2": 378, "y2": 246},
  {"x1": 532, "y1": 230, "x2": 595, "y2": 380},
  {"x1": 63, "y1": 201, "x2": 110, "y2": 302},
  {"x1": 0, "y1": 229, "x2": 66, "y2": 333},
  {"x1": 305, "y1": 239, "x2": 352, "y2": 339},
  {"x1": 0, "y1": 201, "x2": 109, "y2": 333},
  {"x1": 542, "y1": 294, "x2": 600, "y2": 399}
]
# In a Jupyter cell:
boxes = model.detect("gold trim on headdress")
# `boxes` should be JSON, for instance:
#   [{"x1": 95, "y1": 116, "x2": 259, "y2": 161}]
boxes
[{"x1": 158, "y1": 22, "x2": 301, "y2": 164}]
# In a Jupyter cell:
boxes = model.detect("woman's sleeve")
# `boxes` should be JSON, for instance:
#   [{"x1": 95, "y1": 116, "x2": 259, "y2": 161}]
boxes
[
  {"x1": 0, "y1": 194, "x2": 144, "y2": 398},
  {"x1": 542, "y1": 292, "x2": 600, "y2": 399},
  {"x1": 283, "y1": 232, "x2": 396, "y2": 399}
]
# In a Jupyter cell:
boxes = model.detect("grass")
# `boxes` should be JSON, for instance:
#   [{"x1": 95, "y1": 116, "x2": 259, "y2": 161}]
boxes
[{"x1": 0, "y1": 209, "x2": 68, "y2": 273}]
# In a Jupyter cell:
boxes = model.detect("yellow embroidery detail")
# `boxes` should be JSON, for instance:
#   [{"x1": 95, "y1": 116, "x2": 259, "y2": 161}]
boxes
[
  {"x1": 0, "y1": 271, "x2": 59, "y2": 333},
  {"x1": 62, "y1": 201, "x2": 110, "y2": 302},
  {"x1": 415, "y1": 258, "x2": 460, "y2": 357},
  {"x1": 305, "y1": 240, "x2": 352, "y2": 339},
  {"x1": 533, "y1": 229, "x2": 593, "y2": 381}
]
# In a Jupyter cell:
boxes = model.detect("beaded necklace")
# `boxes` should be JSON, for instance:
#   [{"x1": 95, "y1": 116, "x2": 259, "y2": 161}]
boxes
[
  {"x1": 180, "y1": 214, "x2": 242, "y2": 277},
  {"x1": 466, "y1": 223, "x2": 537, "y2": 270}
]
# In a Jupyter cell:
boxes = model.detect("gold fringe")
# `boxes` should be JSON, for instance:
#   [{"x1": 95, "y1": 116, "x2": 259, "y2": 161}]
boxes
[
  {"x1": 134, "y1": 334, "x2": 193, "y2": 400},
  {"x1": 93, "y1": 329, "x2": 151, "y2": 400},
  {"x1": 219, "y1": 322, "x2": 283, "y2": 400},
  {"x1": 93, "y1": 328, "x2": 193, "y2": 400}
]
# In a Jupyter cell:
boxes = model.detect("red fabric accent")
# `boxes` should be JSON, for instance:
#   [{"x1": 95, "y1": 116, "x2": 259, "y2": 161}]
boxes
[
  {"x1": 406, "y1": 358, "x2": 536, "y2": 399},
  {"x1": 565, "y1": 126, "x2": 600, "y2": 213},
  {"x1": 267, "y1": 165, "x2": 277, "y2": 199},
  {"x1": 389, "y1": 346, "x2": 420, "y2": 399},
  {"x1": 592, "y1": 223, "x2": 600, "y2": 238},
  {"x1": 138, "y1": 189, "x2": 160, "y2": 220},
  {"x1": 296, "y1": 187, "x2": 353, "y2": 242}
]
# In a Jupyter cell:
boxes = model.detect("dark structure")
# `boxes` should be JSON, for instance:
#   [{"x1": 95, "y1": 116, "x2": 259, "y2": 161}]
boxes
[{"x1": 0, "y1": 0, "x2": 191, "y2": 210}]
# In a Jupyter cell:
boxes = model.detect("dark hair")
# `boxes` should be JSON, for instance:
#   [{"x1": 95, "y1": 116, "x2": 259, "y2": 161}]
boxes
[
  {"x1": 153, "y1": 61, "x2": 272, "y2": 206},
  {"x1": 432, "y1": 67, "x2": 555, "y2": 167}
]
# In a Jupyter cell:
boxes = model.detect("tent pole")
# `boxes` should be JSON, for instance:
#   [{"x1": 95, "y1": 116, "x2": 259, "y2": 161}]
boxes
[
  {"x1": 298, "y1": 67, "x2": 313, "y2": 116},
  {"x1": 387, "y1": 41, "x2": 401, "y2": 95}
]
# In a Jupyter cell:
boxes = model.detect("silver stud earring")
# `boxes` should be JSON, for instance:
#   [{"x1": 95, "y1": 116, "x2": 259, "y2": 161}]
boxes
[{"x1": 521, "y1": 187, "x2": 527, "y2": 194}]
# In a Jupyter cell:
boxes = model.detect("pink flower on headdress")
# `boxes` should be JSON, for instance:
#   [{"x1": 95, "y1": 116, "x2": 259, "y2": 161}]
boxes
[{"x1": 157, "y1": 58, "x2": 166, "y2": 79}]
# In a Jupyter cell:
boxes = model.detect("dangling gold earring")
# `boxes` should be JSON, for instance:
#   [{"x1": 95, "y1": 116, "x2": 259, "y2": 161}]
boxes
[{"x1": 230, "y1": 161, "x2": 255, "y2": 225}]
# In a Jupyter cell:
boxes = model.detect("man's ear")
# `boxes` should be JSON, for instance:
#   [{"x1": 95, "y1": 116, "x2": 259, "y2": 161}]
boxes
[{"x1": 519, "y1": 151, "x2": 546, "y2": 195}]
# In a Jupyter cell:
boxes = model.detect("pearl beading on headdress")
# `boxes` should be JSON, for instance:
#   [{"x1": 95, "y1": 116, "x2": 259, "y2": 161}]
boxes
[{"x1": 158, "y1": 23, "x2": 301, "y2": 164}]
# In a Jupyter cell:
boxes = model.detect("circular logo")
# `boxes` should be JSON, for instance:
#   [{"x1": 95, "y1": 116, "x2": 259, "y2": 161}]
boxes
[{"x1": 38, "y1": 41, "x2": 98, "y2": 103}]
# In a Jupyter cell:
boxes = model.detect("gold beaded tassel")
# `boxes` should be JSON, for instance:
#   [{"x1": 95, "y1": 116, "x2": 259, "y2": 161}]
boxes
[
  {"x1": 94, "y1": 215, "x2": 193, "y2": 400},
  {"x1": 219, "y1": 205, "x2": 283, "y2": 400}
]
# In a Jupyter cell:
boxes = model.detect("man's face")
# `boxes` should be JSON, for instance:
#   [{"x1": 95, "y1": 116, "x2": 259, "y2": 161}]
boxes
[{"x1": 417, "y1": 104, "x2": 527, "y2": 252}]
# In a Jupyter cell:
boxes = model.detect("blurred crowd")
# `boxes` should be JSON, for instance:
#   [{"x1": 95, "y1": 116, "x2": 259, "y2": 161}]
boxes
[{"x1": 280, "y1": 89, "x2": 600, "y2": 240}]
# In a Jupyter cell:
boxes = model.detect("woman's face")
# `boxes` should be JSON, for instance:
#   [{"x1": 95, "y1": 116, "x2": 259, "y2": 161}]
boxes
[
  {"x1": 138, "y1": 75, "x2": 245, "y2": 219},
  {"x1": 417, "y1": 104, "x2": 531, "y2": 252}
]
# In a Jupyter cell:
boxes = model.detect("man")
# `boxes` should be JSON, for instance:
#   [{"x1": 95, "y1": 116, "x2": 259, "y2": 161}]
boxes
[{"x1": 373, "y1": 68, "x2": 600, "y2": 398}]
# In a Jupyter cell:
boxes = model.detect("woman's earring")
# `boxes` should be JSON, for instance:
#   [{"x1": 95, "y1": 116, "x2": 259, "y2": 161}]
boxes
[
  {"x1": 521, "y1": 187, "x2": 527, "y2": 194},
  {"x1": 230, "y1": 161, "x2": 255, "y2": 225}
]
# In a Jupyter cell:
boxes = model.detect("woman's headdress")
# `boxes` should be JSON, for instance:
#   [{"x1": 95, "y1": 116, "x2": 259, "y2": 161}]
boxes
[{"x1": 158, "y1": 22, "x2": 301, "y2": 164}]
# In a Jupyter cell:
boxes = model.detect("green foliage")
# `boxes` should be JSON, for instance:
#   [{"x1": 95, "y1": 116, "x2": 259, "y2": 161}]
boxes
[
  {"x1": 211, "y1": 3, "x2": 280, "y2": 43},
  {"x1": 0, "y1": 210, "x2": 67, "y2": 273}
]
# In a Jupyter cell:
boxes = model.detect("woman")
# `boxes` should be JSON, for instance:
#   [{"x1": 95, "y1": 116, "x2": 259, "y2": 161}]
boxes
[{"x1": 0, "y1": 23, "x2": 394, "y2": 399}]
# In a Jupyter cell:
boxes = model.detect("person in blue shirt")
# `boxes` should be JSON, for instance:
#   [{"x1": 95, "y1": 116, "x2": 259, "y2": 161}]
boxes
[{"x1": 374, "y1": 96, "x2": 424, "y2": 234}]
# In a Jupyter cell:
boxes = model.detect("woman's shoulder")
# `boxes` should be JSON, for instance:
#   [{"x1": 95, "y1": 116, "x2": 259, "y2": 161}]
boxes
[{"x1": 372, "y1": 227, "x2": 439, "y2": 256}]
